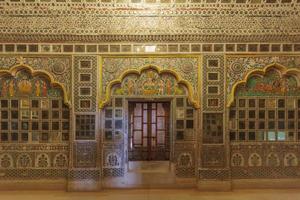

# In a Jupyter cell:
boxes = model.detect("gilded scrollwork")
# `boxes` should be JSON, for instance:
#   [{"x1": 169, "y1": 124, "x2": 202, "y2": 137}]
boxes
[
  {"x1": 100, "y1": 56, "x2": 200, "y2": 108},
  {"x1": 0, "y1": 63, "x2": 70, "y2": 106},
  {"x1": 0, "y1": 56, "x2": 72, "y2": 104},
  {"x1": 226, "y1": 55, "x2": 300, "y2": 106}
]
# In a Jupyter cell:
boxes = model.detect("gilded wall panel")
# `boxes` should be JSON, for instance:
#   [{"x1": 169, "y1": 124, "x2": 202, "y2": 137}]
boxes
[
  {"x1": 202, "y1": 54, "x2": 224, "y2": 111},
  {"x1": 230, "y1": 144, "x2": 300, "y2": 179},
  {"x1": 0, "y1": 5, "x2": 299, "y2": 43},
  {"x1": 74, "y1": 56, "x2": 98, "y2": 112},
  {"x1": 101, "y1": 56, "x2": 200, "y2": 107},
  {"x1": 226, "y1": 55, "x2": 300, "y2": 106},
  {"x1": 0, "y1": 56, "x2": 72, "y2": 102}
]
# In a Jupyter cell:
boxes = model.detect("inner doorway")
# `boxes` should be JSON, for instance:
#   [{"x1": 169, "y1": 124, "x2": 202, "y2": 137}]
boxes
[{"x1": 128, "y1": 102, "x2": 170, "y2": 161}]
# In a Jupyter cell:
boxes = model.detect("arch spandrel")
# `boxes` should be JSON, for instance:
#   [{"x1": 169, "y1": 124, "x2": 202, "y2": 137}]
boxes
[
  {"x1": 0, "y1": 64, "x2": 70, "y2": 107},
  {"x1": 99, "y1": 65, "x2": 200, "y2": 109},
  {"x1": 227, "y1": 63, "x2": 300, "y2": 107}
]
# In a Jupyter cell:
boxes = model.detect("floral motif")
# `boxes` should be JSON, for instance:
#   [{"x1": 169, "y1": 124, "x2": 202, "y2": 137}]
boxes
[
  {"x1": 0, "y1": 56, "x2": 71, "y2": 100},
  {"x1": 102, "y1": 56, "x2": 199, "y2": 100},
  {"x1": 227, "y1": 55, "x2": 300, "y2": 103}
]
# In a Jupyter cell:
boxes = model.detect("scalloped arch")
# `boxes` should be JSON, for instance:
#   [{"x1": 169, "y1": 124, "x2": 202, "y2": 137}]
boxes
[
  {"x1": 0, "y1": 64, "x2": 70, "y2": 107},
  {"x1": 227, "y1": 63, "x2": 300, "y2": 107},
  {"x1": 100, "y1": 65, "x2": 199, "y2": 109}
]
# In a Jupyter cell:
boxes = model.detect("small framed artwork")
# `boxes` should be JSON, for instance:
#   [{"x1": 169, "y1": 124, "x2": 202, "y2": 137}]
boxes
[
  {"x1": 79, "y1": 73, "x2": 92, "y2": 82},
  {"x1": 21, "y1": 99, "x2": 30, "y2": 109},
  {"x1": 287, "y1": 98, "x2": 295, "y2": 108},
  {"x1": 41, "y1": 99, "x2": 49, "y2": 109},
  {"x1": 79, "y1": 87, "x2": 92, "y2": 96},
  {"x1": 79, "y1": 100, "x2": 91, "y2": 109},
  {"x1": 207, "y1": 72, "x2": 219, "y2": 81},
  {"x1": 80, "y1": 60, "x2": 92, "y2": 69},
  {"x1": 207, "y1": 98, "x2": 219, "y2": 107},
  {"x1": 207, "y1": 86, "x2": 219, "y2": 94},
  {"x1": 31, "y1": 110, "x2": 39, "y2": 119},
  {"x1": 266, "y1": 99, "x2": 276, "y2": 109},
  {"x1": 176, "y1": 108, "x2": 185, "y2": 119},
  {"x1": 207, "y1": 59, "x2": 220, "y2": 68},
  {"x1": 21, "y1": 110, "x2": 30, "y2": 119}
]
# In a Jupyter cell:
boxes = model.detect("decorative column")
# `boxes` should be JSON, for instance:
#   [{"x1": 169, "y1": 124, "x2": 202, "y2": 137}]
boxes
[
  {"x1": 197, "y1": 55, "x2": 231, "y2": 191},
  {"x1": 67, "y1": 56, "x2": 101, "y2": 191}
]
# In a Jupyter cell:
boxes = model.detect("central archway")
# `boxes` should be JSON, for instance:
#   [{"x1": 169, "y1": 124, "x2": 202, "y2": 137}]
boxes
[{"x1": 101, "y1": 65, "x2": 197, "y2": 184}]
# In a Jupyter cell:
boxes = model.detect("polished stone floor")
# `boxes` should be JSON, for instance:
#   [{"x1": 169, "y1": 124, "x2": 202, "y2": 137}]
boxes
[{"x1": 0, "y1": 189, "x2": 299, "y2": 200}]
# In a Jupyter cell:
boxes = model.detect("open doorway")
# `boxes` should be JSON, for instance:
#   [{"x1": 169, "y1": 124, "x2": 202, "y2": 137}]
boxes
[{"x1": 128, "y1": 102, "x2": 170, "y2": 161}]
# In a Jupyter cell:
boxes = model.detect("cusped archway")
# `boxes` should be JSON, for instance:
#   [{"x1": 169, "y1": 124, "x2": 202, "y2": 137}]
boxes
[
  {"x1": 0, "y1": 64, "x2": 70, "y2": 107},
  {"x1": 99, "y1": 65, "x2": 199, "y2": 109},
  {"x1": 227, "y1": 63, "x2": 300, "y2": 107}
]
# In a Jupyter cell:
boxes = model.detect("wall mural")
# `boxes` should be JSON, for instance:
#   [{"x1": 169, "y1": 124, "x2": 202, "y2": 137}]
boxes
[
  {"x1": 226, "y1": 55, "x2": 300, "y2": 105},
  {"x1": 235, "y1": 70, "x2": 300, "y2": 97},
  {"x1": 100, "y1": 56, "x2": 200, "y2": 108},
  {"x1": 101, "y1": 64, "x2": 199, "y2": 108},
  {"x1": 0, "y1": 70, "x2": 62, "y2": 98},
  {"x1": 0, "y1": 56, "x2": 71, "y2": 102},
  {"x1": 112, "y1": 69, "x2": 186, "y2": 96},
  {"x1": 0, "y1": 65, "x2": 68, "y2": 105}
]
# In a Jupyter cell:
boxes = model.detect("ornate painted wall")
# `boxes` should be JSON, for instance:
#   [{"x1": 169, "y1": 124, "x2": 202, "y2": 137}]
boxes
[{"x1": 0, "y1": 0, "x2": 299, "y2": 192}]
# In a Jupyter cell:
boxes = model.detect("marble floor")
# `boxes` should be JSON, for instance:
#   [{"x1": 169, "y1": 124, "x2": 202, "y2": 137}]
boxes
[{"x1": 0, "y1": 189, "x2": 299, "y2": 200}]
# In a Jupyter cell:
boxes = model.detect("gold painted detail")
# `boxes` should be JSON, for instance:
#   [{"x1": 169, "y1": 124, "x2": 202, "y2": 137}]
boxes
[
  {"x1": 99, "y1": 65, "x2": 200, "y2": 109},
  {"x1": 0, "y1": 64, "x2": 70, "y2": 107},
  {"x1": 227, "y1": 63, "x2": 300, "y2": 107}
]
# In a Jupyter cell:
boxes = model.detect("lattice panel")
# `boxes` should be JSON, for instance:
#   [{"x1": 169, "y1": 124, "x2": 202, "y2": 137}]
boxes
[
  {"x1": 175, "y1": 167, "x2": 195, "y2": 178},
  {"x1": 198, "y1": 169, "x2": 230, "y2": 180},
  {"x1": 74, "y1": 56, "x2": 97, "y2": 112},
  {"x1": 102, "y1": 143, "x2": 124, "y2": 177},
  {"x1": 103, "y1": 168, "x2": 124, "y2": 177},
  {"x1": 0, "y1": 169, "x2": 68, "y2": 180},
  {"x1": 231, "y1": 167, "x2": 300, "y2": 179},
  {"x1": 174, "y1": 143, "x2": 196, "y2": 178},
  {"x1": 73, "y1": 141, "x2": 97, "y2": 168},
  {"x1": 68, "y1": 169, "x2": 100, "y2": 181},
  {"x1": 202, "y1": 54, "x2": 225, "y2": 111},
  {"x1": 201, "y1": 145, "x2": 226, "y2": 168}
]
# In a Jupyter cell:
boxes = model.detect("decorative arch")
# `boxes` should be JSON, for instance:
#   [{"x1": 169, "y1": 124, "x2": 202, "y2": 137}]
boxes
[
  {"x1": 105, "y1": 153, "x2": 121, "y2": 168},
  {"x1": 177, "y1": 153, "x2": 192, "y2": 167},
  {"x1": 227, "y1": 63, "x2": 300, "y2": 107},
  {"x1": 284, "y1": 153, "x2": 298, "y2": 167},
  {"x1": 36, "y1": 153, "x2": 50, "y2": 168},
  {"x1": 53, "y1": 153, "x2": 68, "y2": 168},
  {"x1": 248, "y1": 153, "x2": 262, "y2": 167},
  {"x1": 266, "y1": 153, "x2": 280, "y2": 167},
  {"x1": 0, "y1": 153, "x2": 13, "y2": 168},
  {"x1": 99, "y1": 65, "x2": 199, "y2": 109},
  {"x1": 17, "y1": 153, "x2": 32, "y2": 168},
  {"x1": 0, "y1": 64, "x2": 70, "y2": 107},
  {"x1": 231, "y1": 153, "x2": 244, "y2": 167}
]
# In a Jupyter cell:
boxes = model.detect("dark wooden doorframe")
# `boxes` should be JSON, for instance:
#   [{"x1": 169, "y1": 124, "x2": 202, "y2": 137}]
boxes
[{"x1": 128, "y1": 101, "x2": 170, "y2": 161}]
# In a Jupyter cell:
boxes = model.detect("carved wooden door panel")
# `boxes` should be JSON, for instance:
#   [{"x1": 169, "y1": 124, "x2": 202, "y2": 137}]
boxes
[{"x1": 128, "y1": 102, "x2": 170, "y2": 161}]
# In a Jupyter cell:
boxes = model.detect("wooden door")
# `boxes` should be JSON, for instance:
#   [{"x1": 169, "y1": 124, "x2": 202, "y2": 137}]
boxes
[{"x1": 128, "y1": 102, "x2": 170, "y2": 161}]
